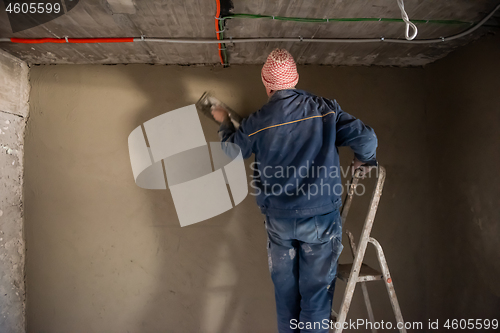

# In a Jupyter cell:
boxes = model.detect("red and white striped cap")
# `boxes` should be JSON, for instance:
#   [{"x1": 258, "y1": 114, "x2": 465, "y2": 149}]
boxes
[{"x1": 261, "y1": 49, "x2": 299, "y2": 91}]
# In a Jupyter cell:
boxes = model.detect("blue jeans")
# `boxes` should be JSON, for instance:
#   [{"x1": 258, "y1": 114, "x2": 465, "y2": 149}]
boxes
[{"x1": 265, "y1": 210, "x2": 344, "y2": 333}]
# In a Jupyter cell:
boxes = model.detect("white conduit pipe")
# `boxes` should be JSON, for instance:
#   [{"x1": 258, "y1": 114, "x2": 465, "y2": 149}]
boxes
[{"x1": 0, "y1": 4, "x2": 498, "y2": 45}]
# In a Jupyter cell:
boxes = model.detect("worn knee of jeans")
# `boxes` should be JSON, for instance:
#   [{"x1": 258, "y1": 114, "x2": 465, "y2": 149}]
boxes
[
  {"x1": 327, "y1": 236, "x2": 343, "y2": 292},
  {"x1": 264, "y1": 219, "x2": 273, "y2": 273},
  {"x1": 267, "y1": 237, "x2": 273, "y2": 273}
]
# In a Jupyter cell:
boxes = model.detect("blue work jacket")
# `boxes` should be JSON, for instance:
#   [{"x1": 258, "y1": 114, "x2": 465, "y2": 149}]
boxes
[{"x1": 218, "y1": 89, "x2": 377, "y2": 218}]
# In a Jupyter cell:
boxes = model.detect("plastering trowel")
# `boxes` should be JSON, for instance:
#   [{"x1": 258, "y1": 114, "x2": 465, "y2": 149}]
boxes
[{"x1": 195, "y1": 91, "x2": 242, "y2": 129}]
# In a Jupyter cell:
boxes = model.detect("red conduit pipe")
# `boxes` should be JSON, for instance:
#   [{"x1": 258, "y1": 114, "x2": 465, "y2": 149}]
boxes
[
  {"x1": 11, "y1": 0, "x2": 226, "y2": 65},
  {"x1": 10, "y1": 37, "x2": 134, "y2": 43},
  {"x1": 214, "y1": 0, "x2": 225, "y2": 66}
]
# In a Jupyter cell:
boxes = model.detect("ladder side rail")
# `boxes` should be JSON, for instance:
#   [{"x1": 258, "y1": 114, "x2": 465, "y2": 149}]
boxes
[
  {"x1": 340, "y1": 169, "x2": 362, "y2": 224},
  {"x1": 369, "y1": 237, "x2": 406, "y2": 333},
  {"x1": 346, "y1": 230, "x2": 357, "y2": 257},
  {"x1": 334, "y1": 166, "x2": 386, "y2": 333},
  {"x1": 360, "y1": 282, "x2": 377, "y2": 333},
  {"x1": 348, "y1": 231, "x2": 377, "y2": 332}
]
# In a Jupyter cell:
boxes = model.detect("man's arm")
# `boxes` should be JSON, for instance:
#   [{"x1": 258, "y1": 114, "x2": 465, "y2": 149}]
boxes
[
  {"x1": 212, "y1": 106, "x2": 254, "y2": 159},
  {"x1": 334, "y1": 102, "x2": 378, "y2": 167}
]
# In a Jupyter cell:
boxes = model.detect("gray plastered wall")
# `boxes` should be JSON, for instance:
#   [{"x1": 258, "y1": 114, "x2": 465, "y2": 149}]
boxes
[{"x1": 0, "y1": 49, "x2": 29, "y2": 333}]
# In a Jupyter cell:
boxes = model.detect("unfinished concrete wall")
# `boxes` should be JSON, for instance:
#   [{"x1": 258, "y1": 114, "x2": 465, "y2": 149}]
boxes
[
  {"x1": 25, "y1": 64, "x2": 428, "y2": 332},
  {"x1": 425, "y1": 33, "x2": 500, "y2": 321},
  {"x1": 0, "y1": 49, "x2": 29, "y2": 333}
]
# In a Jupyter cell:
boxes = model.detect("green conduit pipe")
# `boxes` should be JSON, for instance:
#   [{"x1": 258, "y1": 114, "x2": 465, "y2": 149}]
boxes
[{"x1": 225, "y1": 13, "x2": 474, "y2": 26}]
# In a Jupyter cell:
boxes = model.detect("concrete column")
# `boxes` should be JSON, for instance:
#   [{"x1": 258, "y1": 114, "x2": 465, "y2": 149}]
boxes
[{"x1": 0, "y1": 49, "x2": 29, "y2": 333}]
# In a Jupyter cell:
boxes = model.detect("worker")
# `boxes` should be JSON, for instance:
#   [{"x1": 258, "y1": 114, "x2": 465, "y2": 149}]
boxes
[{"x1": 211, "y1": 49, "x2": 377, "y2": 333}]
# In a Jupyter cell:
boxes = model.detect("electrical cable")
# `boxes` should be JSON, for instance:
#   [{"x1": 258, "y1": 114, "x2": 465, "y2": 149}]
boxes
[
  {"x1": 0, "y1": 5, "x2": 497, "y2": 49},
  {"x1": 397, "y1": 0, "x2": 418, "y2": 40},
  {"x1": 215, "y1": 0, "x2": 229, "y2": 66},
  {"x1": 216, "y1": 0, "x2": 233, "y2": 66}
]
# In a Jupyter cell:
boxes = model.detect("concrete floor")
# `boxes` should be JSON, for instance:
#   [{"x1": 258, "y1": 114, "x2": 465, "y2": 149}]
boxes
[{"x1": 19, "y1": 32, "x2": 500, "y2": 333}]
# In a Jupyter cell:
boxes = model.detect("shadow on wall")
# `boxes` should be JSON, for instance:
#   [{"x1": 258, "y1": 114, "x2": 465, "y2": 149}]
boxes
[{"x1": 124, "y1": 65, "x2": 276, "y2": 333}]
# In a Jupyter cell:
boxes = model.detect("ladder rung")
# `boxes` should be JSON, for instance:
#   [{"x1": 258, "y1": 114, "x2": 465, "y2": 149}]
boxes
[{"x1": 337, "y1": 263, "x2": 383, "y2": 282}]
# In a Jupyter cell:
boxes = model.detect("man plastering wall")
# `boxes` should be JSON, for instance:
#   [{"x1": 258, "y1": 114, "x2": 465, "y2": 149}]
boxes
[{"x1": 212, "y1": 49, "x2": 377, "y2": 333}]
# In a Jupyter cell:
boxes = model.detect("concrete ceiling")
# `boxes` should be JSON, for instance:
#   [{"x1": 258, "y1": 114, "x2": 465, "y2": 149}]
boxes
[{"x1": 0, "y1": 0, "x2": 499, "y2": 66}]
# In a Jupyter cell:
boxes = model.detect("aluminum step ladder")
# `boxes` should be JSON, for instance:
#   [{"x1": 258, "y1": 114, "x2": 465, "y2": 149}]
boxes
[{"x1": 331, "y1": 166, "x2": 406, "y2": 333}]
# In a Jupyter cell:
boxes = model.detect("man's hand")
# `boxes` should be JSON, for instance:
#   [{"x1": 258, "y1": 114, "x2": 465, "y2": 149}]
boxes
[
  {"x1": 351, "y1": 156, "x2": 364, "y2": 171},
  {"x1": 351, "y1": 156, "x2": 374, "y2": 178},
  {"x1": 211, "y1": 105, "x2": 229, "y2": 123}
]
